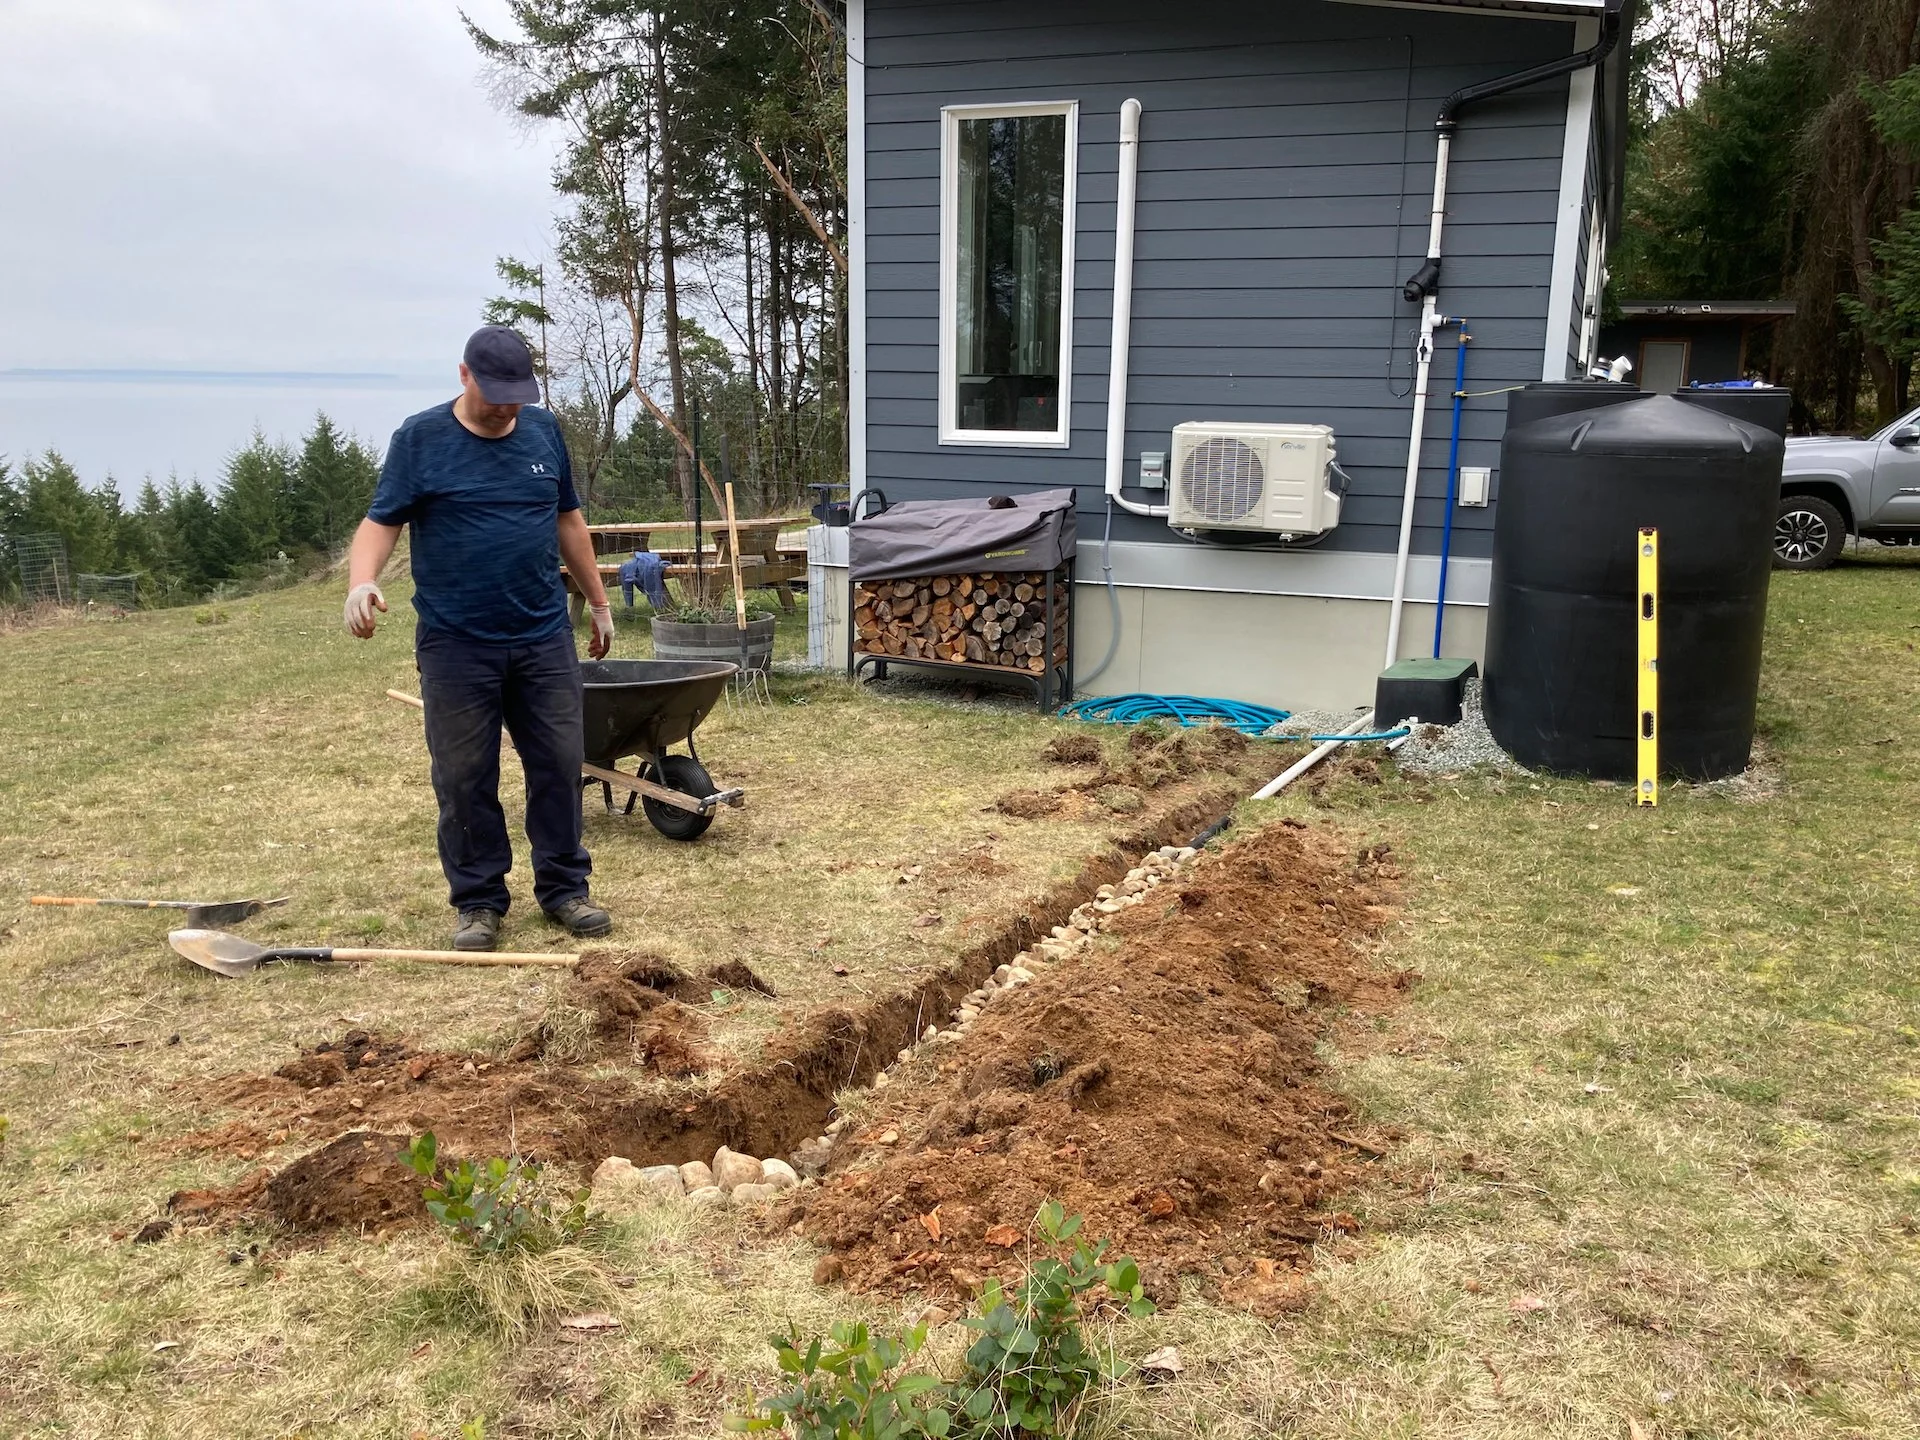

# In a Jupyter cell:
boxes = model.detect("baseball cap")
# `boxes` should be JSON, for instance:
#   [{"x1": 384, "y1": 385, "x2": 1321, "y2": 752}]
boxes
[{"x1": 462, "y1": 325, "x2": 541, "y2": 405}]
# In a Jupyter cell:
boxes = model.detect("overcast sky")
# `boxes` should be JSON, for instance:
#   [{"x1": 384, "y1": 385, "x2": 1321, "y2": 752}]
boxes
[{"x1": 0, "y1": 0, "x2": 563, "y2": 485}]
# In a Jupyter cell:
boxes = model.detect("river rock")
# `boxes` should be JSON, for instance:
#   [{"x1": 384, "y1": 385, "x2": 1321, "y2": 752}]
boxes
[
  {"x1": 789, "y1": 1136, "x2": 833, "y2": 1179},
  {"x1": 679, "y1": 1160, "x2": 714, "y2": 1192},
  {"x1": 591, "y1": 1156, "x2": 638, "y2": 1191},
  {"x1": 711, "y1": 1147, "x2": 764, "y2": 1192},
  {"x1": 686, "y1": 1185, "x2": 728, "y2": 1209},
  {"x1": 760, "y1": 1158, "x2": 800, "y2": 1191},
  {"x1": 637, "y1": 1165, "x2": 684, "y2": 1200},
  {"x1": 731, "y1": 1182, "x2": 779, "y2": 1205}
]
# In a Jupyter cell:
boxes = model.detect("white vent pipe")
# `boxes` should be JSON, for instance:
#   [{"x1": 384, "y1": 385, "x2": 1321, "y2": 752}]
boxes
[
  {"x1": 1383, "y1": 135, "x2": 1453, "y2": 669},
  {"x1": 1104, "y1": 99, "x2": 1164, "y2": 519}
]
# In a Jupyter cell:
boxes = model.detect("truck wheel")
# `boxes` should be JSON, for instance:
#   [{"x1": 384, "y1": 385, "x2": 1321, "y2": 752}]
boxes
[{"x1": 1774, "y1": 496, "x2": 1845, "y2": 570}]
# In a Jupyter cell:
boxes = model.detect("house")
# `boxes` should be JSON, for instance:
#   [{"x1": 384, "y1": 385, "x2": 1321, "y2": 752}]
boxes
[
  {"x1": 1597, "y1": 301, "x2": 1796, "y2": 393},
  {"x1": 824, "y1": 0, "x2": 1637, "y2": 708}
]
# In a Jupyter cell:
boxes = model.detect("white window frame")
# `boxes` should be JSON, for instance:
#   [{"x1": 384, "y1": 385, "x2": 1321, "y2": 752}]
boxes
[{"x1": 939, "y1": 100, "x2": 1078, "y2": 448}]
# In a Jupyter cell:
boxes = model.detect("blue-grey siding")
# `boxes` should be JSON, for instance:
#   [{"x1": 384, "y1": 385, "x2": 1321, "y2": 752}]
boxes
[{"x1": 863, "y1": 0, "x2": 1590, "y2": 561}]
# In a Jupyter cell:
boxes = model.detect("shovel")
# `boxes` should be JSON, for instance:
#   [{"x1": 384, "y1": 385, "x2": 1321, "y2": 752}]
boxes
[
  {"x1": 168, "y1": 928, "x2": 584, "y2": 979},
  {"x1": 33, "y1": 894, "x2": 291, "y2": 928}
]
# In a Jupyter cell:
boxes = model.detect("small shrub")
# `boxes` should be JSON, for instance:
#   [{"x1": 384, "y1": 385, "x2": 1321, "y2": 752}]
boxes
[
  {"x1": 1093, "y1": 785, "x2": 1144, "y2": 815},
  {"x1": 728, "y1": 1320, "x2": 952, "y2": 1438},
  {"x1": 193, "y1": 606, "x2": 229, "y2": 626},
  {"x1": 951, "y1": 1201, "x2": 1152, "y2": 1436},
  {"x1": 728, "y1": 1205, "x2": 1151, "y2": 1439},
  {"x1": 402, "y1": 1132, "x2": 587, "y2": 1255}
]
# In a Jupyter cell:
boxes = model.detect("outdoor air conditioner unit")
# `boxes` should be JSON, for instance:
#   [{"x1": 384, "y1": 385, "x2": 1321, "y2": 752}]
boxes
[{"x1": 1168, "y1": 421, "x2": 1343, "y2": 536}]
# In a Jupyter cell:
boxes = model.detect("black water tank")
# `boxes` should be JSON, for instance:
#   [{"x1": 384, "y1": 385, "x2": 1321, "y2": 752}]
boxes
[{"x1": 1483, "y1": 385, "x2": 1787, "y2": 780}]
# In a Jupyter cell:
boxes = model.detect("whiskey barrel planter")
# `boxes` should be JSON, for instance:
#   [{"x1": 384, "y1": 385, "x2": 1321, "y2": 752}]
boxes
[{"x1": 651, "y1": 616, "x2": 775, "y2": 675}]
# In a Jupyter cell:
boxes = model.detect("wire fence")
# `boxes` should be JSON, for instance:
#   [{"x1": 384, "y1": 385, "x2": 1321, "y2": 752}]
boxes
[
  {"x1": 76, "y1": 573, "x2": 141, "y2": 610},
  {"x1": 13, "y1": 534, "x2": 72, "y2": 606}
]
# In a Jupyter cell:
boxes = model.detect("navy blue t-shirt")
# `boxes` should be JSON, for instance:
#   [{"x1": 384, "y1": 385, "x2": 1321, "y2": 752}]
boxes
[{"x1": 367, "y1": 402, "x2": 581, "y2": 644}]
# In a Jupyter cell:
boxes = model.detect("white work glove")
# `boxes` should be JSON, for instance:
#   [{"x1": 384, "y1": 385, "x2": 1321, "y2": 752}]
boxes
[
  {"x1": 344, "y1": 582, "x2": 386, "y2": 638},
  {"x1": 589, "y1": 602, "x2": 614, "y2": 659}
]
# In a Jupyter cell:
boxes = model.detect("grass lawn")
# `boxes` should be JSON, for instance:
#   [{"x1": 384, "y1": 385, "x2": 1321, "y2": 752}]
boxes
[{"x1": 2, "y1": 554, "x2": 1918, "y2": 1437}]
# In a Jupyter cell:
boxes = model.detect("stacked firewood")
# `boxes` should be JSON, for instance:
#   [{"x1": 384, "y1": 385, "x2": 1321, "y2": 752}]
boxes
[{"x1": 854, "y1": 571, "x2": 1069, "y2": 674}]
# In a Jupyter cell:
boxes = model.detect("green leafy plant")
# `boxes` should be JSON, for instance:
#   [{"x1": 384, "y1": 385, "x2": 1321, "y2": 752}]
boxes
[
  {"x1": 401, "y1": 1132, "x2": 586, "y2": 1256},
  {"x1": 727, "y1": 1205, "x2": 1152, "y2": 1439},
  {"x1": 727, "y1": 1319, "x2": 952, "y2": 1438},
  {"x1": 659, "y1": 591, "x2": 777, "y2": 626},
  {"x1": 950, "y1": 1201, "x2": 1152, "y2": 1437}
]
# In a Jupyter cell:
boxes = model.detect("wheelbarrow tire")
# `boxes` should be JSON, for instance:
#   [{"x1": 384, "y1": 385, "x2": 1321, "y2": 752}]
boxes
[{"x1": 642, "y1": 755, "x2": 718, "y2": 842}]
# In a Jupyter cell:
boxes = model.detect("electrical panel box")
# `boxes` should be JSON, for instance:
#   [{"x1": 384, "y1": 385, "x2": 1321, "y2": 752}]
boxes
[
  {"x1": 1139, "y1": 451, "x2": 1166, "y2": 490},
  {"x1": 1168, "y1": 422, "x2": 1343, "y2": 536},
  {"x1": 1458, "y1": 466, "x2": 1491, "y2": 507}
]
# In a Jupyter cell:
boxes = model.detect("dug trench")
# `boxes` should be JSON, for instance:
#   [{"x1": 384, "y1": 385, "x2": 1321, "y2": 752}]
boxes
[
  {"x1": 161, "y1": 769, "x2": 1262, "y2": 1237},
  {"x1": 790, "y1": 822, "x2": 1410, "y2": 1316}
]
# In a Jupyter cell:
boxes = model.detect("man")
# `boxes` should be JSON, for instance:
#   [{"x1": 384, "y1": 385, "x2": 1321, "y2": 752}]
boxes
[
  {"x1": 618, "y1": 547, "x2": 668, "y2": 609},
  {"x1": 343, "y1": 325, "x2": 615, "y2": 951}
]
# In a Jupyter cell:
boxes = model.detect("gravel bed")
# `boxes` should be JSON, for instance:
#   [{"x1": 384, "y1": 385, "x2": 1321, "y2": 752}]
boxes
[{"x1": 1391, "y1": 678, "x2": 1529, "y2": 775}]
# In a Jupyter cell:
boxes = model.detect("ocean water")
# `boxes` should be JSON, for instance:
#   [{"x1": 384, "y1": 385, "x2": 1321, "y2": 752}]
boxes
[{"x1": 0, "y1": 371, "x2": 461, "y2": 492}]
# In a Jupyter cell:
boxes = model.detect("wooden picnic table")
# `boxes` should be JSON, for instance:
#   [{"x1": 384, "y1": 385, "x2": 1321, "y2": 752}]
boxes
[
  {"x1": 586, "y1": 517, "x2": 806, "y2": 611},
  {"x1": 562, "y1": 556, "x2": 767, "y2": 623}
]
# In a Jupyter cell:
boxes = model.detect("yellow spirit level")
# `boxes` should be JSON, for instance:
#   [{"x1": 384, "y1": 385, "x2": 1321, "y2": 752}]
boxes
[{"x1": 1637, "y1": 528, "x2": 1658, "y2": 806}]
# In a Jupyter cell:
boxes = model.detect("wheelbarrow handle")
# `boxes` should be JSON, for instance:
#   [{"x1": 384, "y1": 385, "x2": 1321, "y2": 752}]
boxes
[
  {"x1": 31, "y1": 896, "x2": 190, "y2": 911},
  {"x1": 324, "y1": 947, "x2": 581, "y2": 968}
]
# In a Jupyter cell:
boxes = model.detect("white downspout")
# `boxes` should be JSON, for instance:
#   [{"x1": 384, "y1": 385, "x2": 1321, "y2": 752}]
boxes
[
  {"x1": 1104, "y1": 99, "x2": 1162, "y2": 519},
  {"x1": 1383, "y1": 131, "x2": 1453, "y2": 668}
]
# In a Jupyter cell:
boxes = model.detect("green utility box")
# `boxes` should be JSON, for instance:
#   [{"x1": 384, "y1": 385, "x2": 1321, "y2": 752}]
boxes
[{"x1": 1375, "y1": 657, "x2": 1479, "y2": 727}]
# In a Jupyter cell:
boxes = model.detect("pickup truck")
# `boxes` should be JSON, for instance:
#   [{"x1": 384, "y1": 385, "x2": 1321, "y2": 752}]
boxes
[{"x1": 1778, "y1": 408, "x2": 1920, "y2": 568}]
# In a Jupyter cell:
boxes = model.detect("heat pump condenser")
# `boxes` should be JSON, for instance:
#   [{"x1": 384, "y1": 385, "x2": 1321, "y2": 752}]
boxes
[{"x1": 1168, "y1": 422, "x2": 1343, "y2": 536}]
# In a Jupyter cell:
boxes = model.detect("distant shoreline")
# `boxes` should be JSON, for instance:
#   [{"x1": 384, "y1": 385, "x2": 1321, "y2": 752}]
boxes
[{"x1": 0, "y1": 368, "x2": 445, "y2": 388}]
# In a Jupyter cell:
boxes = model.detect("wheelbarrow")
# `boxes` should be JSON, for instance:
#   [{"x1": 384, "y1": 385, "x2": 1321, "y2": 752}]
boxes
[
  {"x1": 578, "y1": 659, "x2": 745, "y2": 841},
  {"x1": 386, "y1": 659, "x2": 744, "y2": 842}
]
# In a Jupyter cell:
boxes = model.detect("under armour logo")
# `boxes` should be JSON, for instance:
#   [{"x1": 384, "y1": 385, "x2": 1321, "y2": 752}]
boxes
[{"x1": 531, "y1": 462, "x2": 549, "y2": 474}]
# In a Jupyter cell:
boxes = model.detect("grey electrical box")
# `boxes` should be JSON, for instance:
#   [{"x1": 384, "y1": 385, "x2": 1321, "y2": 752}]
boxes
[
  {"x1": 1458, "y1": 465, "x2": 1491, "y2": 507},
  {"x1": 1139, "y1": 451, "x2": 1166, "y2": 490}
]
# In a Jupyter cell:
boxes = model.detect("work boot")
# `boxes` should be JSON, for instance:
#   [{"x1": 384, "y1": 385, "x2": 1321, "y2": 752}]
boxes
[
  {"x1": 452, "y1": 908, "x2": 504, "y2": 952},
  {"x1": 544, "y1": 895, "x2": 612, "y2": 938}
]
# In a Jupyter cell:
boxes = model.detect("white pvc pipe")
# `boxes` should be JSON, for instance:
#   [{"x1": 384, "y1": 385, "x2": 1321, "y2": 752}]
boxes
[
  {"x1": 1252, "y1": 711, "x2": 1379, "y2": 800},
  {"x1": 1384, "y1": 130, "x2": 1454, "y2": 668},
  {"x1": 1104, "y1": 99, "x2": 1163, "y2": 519}
]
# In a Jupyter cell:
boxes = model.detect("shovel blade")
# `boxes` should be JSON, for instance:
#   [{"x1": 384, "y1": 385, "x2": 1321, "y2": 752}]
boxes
[
  {"x1": 184, "y1": 896, "x2": 291, "y2": 928},
  {"x1": 168, "y1": 928, "x2": 267, "y2": 979}
]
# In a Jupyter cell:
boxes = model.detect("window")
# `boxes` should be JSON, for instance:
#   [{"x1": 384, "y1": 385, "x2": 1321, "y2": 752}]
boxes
[{"x1": 940, "y1": 102, "x2": 1077, "y2": 446}]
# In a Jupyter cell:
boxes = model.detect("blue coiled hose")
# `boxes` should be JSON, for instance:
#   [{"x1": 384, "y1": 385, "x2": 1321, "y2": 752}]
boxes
[
  {"x1": 1056, "y1": 694, "x2": 1409, "y2": 744},
  {"x1": 1058, "y1": 694, "x2": 1291, "y2": 735}
]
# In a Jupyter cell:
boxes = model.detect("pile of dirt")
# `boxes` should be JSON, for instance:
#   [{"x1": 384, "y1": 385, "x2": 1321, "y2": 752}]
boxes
[
  {"x1": 1042, "y1": 733, "x2": 1103, "y2": 766},
  {"x1": 793, "y1": 822, "x2": 1409, "y2": 1314},
  {"x1": 999, "y1": 726, "x2": 1261, "y2": 822},
  {"x1": 168, "y1": 1131, "x2": 425, "y2": 1234}
]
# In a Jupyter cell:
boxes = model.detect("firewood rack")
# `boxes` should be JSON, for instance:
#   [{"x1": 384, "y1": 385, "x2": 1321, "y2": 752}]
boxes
[{"x1": 849, "y1": 560, "x2": 1075, "y2": 711}]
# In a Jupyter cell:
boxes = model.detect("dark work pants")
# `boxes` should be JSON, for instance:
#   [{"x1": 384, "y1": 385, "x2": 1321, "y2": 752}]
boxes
[{"x1": 415, "y1": 625, "x2": 592, "y2": 915}]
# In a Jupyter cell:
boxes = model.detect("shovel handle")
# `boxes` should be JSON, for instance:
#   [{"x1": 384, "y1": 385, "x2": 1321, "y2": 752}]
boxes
[
  {"x1": 325, "y1": 948, "x2": 580, "y2": 968},
  {"x1": 32, "y1": 896, "x2": 187, "y2": 910}
]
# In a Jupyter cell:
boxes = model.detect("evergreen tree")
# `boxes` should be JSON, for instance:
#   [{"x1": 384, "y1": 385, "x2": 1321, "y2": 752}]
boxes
[
  {"x1": 287, "y1": 412, "x2": 378, "y2": 553},
  {"x1": 214, "y1": 430, "x2": 294, "y2": 568},
  {"x1": 19, "y1": 452, "x2": 113, "y2": 572}
]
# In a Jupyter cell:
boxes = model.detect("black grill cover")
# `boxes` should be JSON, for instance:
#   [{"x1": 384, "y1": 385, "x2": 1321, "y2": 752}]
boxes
[{"x1": 848, "y1": 489, "x2": 1077, "y2": 582}]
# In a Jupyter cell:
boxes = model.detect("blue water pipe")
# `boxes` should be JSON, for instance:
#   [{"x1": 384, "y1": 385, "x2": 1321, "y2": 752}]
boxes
[{"x1": 1432, "y1": 319, "x2": 1470, "y2": 658}]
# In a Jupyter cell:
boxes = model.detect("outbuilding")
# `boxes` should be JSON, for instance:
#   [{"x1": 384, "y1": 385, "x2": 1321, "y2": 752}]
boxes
[{"x1": 825, "y1": 0, "x2": 1637, "y2": 707}]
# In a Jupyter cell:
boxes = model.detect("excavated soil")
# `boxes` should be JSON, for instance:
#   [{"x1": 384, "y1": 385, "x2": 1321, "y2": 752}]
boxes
[
  {"x1": 165, "y1": 777, "x2": 1254, "y2": 1236},
  {"x1": 791, "y1": 822, "x2": 1409, "y2": 1315}
]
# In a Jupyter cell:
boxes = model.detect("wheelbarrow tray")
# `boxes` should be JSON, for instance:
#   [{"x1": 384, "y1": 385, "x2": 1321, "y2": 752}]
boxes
[{"x1": 579, "y1": 659, "x2": 736, "y2": 767}]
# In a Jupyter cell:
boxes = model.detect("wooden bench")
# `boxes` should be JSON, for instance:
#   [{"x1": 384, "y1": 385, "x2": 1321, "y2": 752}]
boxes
[{"x1": 563, "y1": 556, "x2": 766, "y2": 623}]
